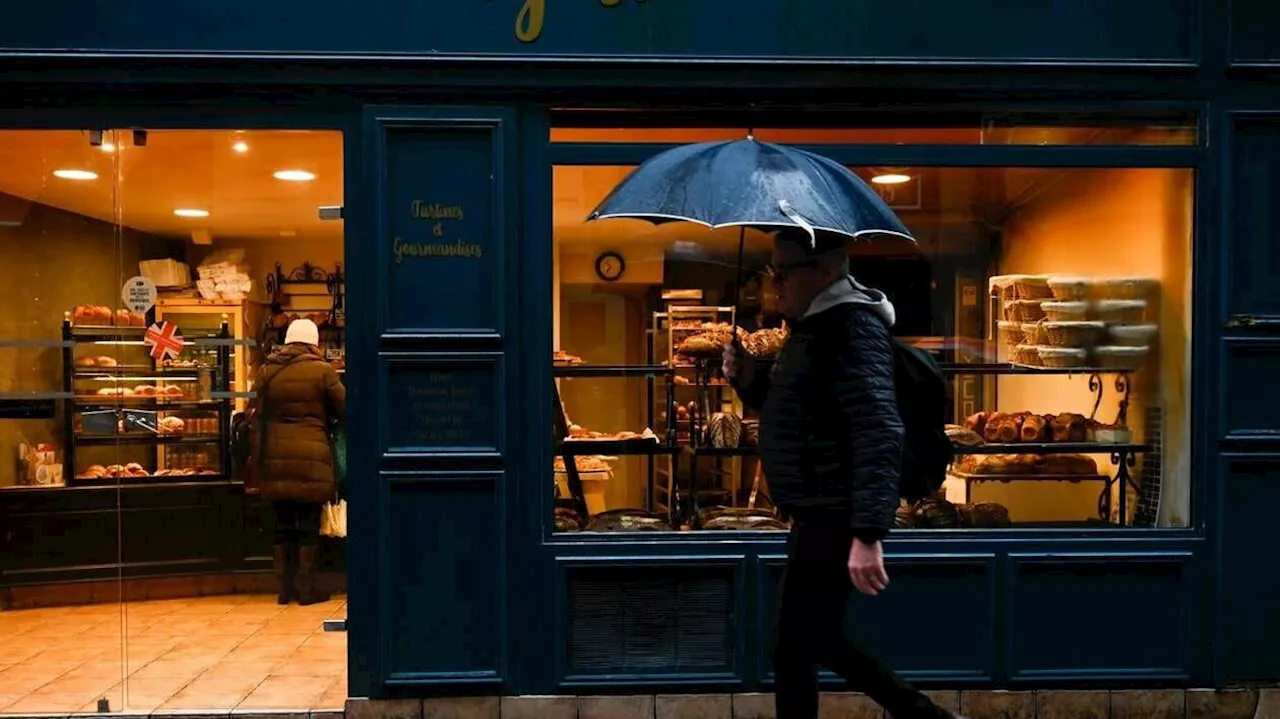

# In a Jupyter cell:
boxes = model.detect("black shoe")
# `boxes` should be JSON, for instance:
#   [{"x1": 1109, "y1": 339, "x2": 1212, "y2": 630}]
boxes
[{"x1": 295, "y1": 545, "x2": 331, "y2": 606}]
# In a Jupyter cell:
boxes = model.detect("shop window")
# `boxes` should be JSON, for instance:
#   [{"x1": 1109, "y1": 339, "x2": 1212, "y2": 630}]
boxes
[
  {"x1": 550, "y1": 161, "x2": 1192, "y2": 534},
  {"x1": 550, "y1": 113, "x2": 1197, "y2": 146},
  {"x1": 0, "y1": 129, "x2": 348, "y2": 715}
]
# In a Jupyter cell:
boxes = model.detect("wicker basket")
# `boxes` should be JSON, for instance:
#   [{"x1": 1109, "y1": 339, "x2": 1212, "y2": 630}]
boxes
[
  {"x1": 1094, "y1": 299, "x2": 1147, "y2": 324},
  {"x1": 1021, "y1": 322, "x2": 1045, "y2": 345},
  {"x1": 998, "y1": 321, "x2": 1025, "y2": 346},
  {"x1": 1047, "y1": 276, "x2": 1093, "y2": 300},
  {"x1": 1094, "y1": 345, "x2": 1149, "y2": 370},
  {"x1": 989, "y1": 275, "x2": 1020, "y2": 303},
  {"x1": 1013, "y1": 275, "x2": 1053, "y2": 300},
  {"x1": 1108, "y1": 324, "x2": 1158, "y2": 347},
  {"x1": 1095, "y1": 277, "x2": 1157, "y2": 300},
  {"x1": 1011, "y1": 344, "x2": 1042, "y2": 366},
  {"x1": 1043, "y1": 321, "x2": 1105, "y2": 348},
  {"x1": 1037, "y1": 346, "x2": 1088, "y2": 368},
  {"x1": 1041, "y1": 301, "x2": 1089, "y2": 322},
  {"x1": 1006, "y1": 299, "x2": 1046, "y2": 322}
]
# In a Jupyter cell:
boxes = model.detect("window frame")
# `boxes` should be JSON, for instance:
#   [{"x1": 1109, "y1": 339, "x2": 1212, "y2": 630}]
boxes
[{"x1": 543, "y1": 115, "x2": 1209, "y2": 545}]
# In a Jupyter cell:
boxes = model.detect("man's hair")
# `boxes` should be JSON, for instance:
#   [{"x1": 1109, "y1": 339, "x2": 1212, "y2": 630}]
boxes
[{"x1": 774, "y1": 227, "x2": 850, "y2": 275}]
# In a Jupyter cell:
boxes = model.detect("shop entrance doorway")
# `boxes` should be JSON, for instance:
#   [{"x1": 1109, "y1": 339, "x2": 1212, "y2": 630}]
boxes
[{"x1": 0, "y1": 128, "x2": 348, "y2": 714}]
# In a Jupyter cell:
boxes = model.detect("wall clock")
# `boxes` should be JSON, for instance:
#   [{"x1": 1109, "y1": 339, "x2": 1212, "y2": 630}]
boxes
[{"x1": 595, "y1": 251, "x2": 626, "y2": 282}]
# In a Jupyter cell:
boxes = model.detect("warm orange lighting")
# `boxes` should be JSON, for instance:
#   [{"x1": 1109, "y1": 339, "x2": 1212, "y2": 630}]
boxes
[
  {"x1": 232, "y1": 141, "x2": 249, "y2": 154},
  {"x1": 53, "y1": 169, "x2": 98, "y2": 181},
  {"x1": 273, "y1": 169, "x2": 315, "y2": 182},
  {"x1": 871, "y1": 173, "x2": 912, "y2": 185},
  {"x1": 173, "y1": 208, "x2": 210, "y2": 218}
]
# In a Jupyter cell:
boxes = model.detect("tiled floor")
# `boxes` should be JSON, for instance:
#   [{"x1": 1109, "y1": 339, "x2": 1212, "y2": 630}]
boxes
[{"x1": 0, "y1": 595, "x2": 347, "y2": 714}]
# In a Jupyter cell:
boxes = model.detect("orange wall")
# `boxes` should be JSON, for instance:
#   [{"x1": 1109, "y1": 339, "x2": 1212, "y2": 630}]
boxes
[{"x1": 959, "y1": 168, "x2": 1192, "y2": 525}]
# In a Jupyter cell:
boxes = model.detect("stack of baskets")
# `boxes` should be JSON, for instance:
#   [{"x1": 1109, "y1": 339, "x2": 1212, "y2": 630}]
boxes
[{"x1": 992, "y1": 275, "x2": 1158, "y2": 369}]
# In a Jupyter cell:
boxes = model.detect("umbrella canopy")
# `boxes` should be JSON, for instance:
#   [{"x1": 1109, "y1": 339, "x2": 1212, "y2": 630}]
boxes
[{"x1": 587, "y1": 138, "x2": 913, "y2": 243}]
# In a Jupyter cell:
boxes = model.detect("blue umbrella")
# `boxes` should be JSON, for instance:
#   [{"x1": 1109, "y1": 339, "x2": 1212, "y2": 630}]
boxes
[
  {"x1": 586, "y1": 138, "x2": 914, "y2": 334},
  {"x1": 587, "y1": 138, "x2": 913, "y2": 243}
]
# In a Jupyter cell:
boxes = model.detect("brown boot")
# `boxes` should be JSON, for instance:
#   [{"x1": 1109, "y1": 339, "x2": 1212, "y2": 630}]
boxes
[
  {"x1": 272, "y1": 543, "x2": 295, "y2": 605},
  {"x1": 295, "y1": 545, "x2": 331, "y2": 606}
]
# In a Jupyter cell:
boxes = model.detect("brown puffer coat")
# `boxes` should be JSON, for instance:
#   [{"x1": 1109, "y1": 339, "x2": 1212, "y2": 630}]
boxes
[{"x1": 253, "y1": 344, "x2": 346, "y2": 503}]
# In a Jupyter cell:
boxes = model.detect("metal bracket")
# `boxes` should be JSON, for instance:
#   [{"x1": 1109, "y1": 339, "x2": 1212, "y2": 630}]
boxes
[
  {"x1": 318, "y1": 206, "x2": 345, "y2": 221},
  {"x1": 323, "y1": 618, "x2": 347, "y2": 632}
]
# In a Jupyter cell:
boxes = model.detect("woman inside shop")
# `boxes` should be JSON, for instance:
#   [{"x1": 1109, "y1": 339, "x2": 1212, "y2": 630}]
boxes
[{"x1": 252, "y1": 317, "x2": 347, "y2": 606}]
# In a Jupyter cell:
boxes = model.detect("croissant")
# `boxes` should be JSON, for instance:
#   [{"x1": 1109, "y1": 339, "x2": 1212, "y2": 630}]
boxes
[{"x1": 1020, "y1": 415, "x2": 1048, "y2": 442}]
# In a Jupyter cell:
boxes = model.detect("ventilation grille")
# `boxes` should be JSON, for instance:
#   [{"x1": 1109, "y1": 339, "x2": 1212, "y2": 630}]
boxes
[
  {"x1": 566, "y1": 567, "x2": 734, "y2": 675},
  {"x1": 1134, "y1": 403, "x2": 1163, "y2": 527}
]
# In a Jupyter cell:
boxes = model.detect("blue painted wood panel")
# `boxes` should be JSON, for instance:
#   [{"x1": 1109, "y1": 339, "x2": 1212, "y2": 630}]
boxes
[
  {"x1": 1006, "y1": 553, "x2": 1192, "y2": 681},
  {"x1": 1230, "y1": 0, "x2": 1280, "y2": 63},
  {"x1": 381, "y1": 354, "x2": 504, "y2": 456},
  {"x1": 757, "y1": 554, "x2": 998, "y2": 683},
  {"x1": 1218, "y1": 457, "x2": 1280, "y2": 681},
  {"x1": 0, "y1": 0, "x2": 1195, "y2": 64},
  {"x1": 383, "y1": 475, "x2": 503, "y2": 681},
  {"x1": 1226, "y1": 118, "x2": 1280, "y2": 320},
  {"x1": 1220, "y1": 339, "x2": 1280, "y2": 443}
]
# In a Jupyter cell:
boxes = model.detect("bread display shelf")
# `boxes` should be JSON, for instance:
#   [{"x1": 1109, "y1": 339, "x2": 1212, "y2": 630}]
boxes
[
  {"x1": 74, "y1": 434, "x2": 224, "y2": 446},
  {"x1": 952, "y1": 442, "x2": 1152, "y2": 456},
  {"x1": 938, "y1": 362, "x2": 1134, "y2": 376},
  {"x1": 73, "y1": 366, "x2": 205, "y2": 377},
  {"x1": 555, "y1": 440, "x2": 681, "y2": 456},
  {"x1": 69, "y1": 473, "x2": 230, "y2": 487},
  {"x1": 553, "y1": 364, "x2": 674, "y2": 378},
  {"x1": 951, "y1": 470, "x2": 1111, "y2": 483},
  {"x1": 67, "y1": 325, "x2": 148, "y2": 342},
  {"x1": 75, "y1": 399, "x2": 222, "y2": 409}
]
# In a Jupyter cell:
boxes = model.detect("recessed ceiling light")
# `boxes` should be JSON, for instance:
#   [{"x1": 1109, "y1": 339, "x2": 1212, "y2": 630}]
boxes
[
  {"x1": 173, "y1": 208, "x2": 210, "y2": 218},
  {"x1": 871, "y1": 173, "x2": 912, "y2": 185},
  {"x1": 53, "y1": 169, "x2": 98, "y2": 181},
  {"x1": 232, "y1": 141, "x2": 249, "y2": 154},
  {"x1": 273, "y1": 169, "x2": 315, "y2": 182}
]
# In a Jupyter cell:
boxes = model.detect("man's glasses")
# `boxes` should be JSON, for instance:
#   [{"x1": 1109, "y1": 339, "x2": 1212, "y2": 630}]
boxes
[{"x1": 765, "y1": 259, "x2": 819, "y2": 282}]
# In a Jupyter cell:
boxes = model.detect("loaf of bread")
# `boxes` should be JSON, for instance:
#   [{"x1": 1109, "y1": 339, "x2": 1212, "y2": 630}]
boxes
[
  {"x1": 1020, "y1": 414, "x2": 1048, "y2": 442},
  {"x1": 965, "y1": 411, "x2": 989, "y2": 434},
  {"x1": 1050, "y1": 412, "x2": 1088, "y2": 442},
  {"x1": 1040, "y1": 453, "x2": 1099, "y2": 476}
]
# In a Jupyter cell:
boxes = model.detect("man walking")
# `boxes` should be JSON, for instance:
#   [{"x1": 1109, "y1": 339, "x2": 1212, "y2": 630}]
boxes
[{"x1": 723, "y1": 228, "x2": 954, "y2": 719}]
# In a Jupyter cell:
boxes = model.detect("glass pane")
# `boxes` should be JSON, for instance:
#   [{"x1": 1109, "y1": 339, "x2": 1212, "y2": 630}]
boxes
[
  {"x1": 111, "y1": 129, "x2": 347, "y2": 714},
  {"x1": 0, "y1": 129, "x2": 127, "y2": 714},
  {"x1": 551, "y1": 161, "x2": 1192, "y2": 533},
  {"x1": 550, "y1": 114, "x2": 1197, "y2": 145}
]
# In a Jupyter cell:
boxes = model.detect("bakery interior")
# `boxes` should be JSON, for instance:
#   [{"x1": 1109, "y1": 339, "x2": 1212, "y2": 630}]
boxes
[
  {"x1": 550, "y1": 124, "x2": 1193, "y2": 534},
  {"x1": 0, "y1": 129, "x2": 347, "y2": 714}
]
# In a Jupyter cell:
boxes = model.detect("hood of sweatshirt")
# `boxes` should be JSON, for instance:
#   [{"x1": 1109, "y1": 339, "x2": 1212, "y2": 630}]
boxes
[{"x1": 801, "y1": 275, "x2": 896, "y2": 327}]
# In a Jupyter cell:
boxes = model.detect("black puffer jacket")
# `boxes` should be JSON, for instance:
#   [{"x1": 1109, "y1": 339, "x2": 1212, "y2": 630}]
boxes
[{"x1": 735, "y1": 279, "x2": 904, "y2": 541}]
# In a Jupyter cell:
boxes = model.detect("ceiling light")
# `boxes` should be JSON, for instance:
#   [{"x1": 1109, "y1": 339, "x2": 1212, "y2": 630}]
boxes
[
  {"x1": 273, "y1": 169, "x2": 315, "y2": 182},
  {"x1": 100, "y1": 143, "x2": 116, "y2": 153},
  {"x1": 173, "y1": 208, "x2": 210, "y2": 218},
  {"x1": 232, "y1": 141, "x2": 249, "y2": 154},
  {"x1": 53, "y1": 169, "x2": 98, "y2": 181},
  {"x1": 871, "y1": 172, "x2": 912, "y2": 185}
]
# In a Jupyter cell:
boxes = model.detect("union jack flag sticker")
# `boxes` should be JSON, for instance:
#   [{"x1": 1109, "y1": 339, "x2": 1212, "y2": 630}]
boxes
[{"x1": 144, "y1": 321, "x2": 186, "y2": 361}]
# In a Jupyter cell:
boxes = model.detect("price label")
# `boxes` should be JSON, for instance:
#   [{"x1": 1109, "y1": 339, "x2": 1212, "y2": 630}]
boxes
[{"x1": 122, "y1": 276, "x2": 157, "y2": 316}]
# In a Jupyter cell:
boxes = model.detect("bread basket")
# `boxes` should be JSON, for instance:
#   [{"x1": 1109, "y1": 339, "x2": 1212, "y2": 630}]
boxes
[
  {"x1": 989, "y1": 275, "x2": 1019, "y2": 303},
  {"x1": 1043, "y1": 320, "x2": 1105, "y2": 348},
  {"x1": 1037, "y1": 346, "x2": 1088, "y2": 368},
  {"x1": 1047, "y1": 276, "x2": 1093, "y2": 300},
  {"x1": 1013, "y1": 275, "x2": 1053, "y2": 300},
  {"x1": 1021, "y1": 322, "x2": 1045, "y2": 345},
  {"x1": 1108, "y1": 324, "x2": 1158, "y2": 347},
  {"x1": 1041, "y1": 301, "x2": 1089, "y2": 322},
  {"x1": 1094, "y1": 345, "x2": 1149, "y2": 370},
  {"x1": 998, "y1": 321, "x2": 1025, "y2": 346},
  {"x1": 1011, "y1": 344, "x2": 1042, "y2": 366},
  {"x1": 1094, "y1": 299, "x2": 1147, "y2": 324},
  {"x1": 1096, "y1": 277, "x2": 1157, "y2": 300},
  {"x1": 1006, "y1": 299, "x2": 1047, "y2": 322}
]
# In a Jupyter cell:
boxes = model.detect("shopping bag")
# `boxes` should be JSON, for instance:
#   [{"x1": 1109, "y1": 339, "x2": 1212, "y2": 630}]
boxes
[
  {"x1": 320, "y1": 500, "x2": 347, "y2": 538},
  {"x1": 330, "y1": 427, "x2": 347, "y2": 494}
]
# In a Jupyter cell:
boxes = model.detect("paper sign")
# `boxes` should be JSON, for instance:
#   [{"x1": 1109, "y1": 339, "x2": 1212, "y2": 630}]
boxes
[
  {"x1": 144, "y1": 321, "x2": 185, "y2": 361},
  {"x1": 122, "y1": 276, "x2": 157, "y2": 316}
]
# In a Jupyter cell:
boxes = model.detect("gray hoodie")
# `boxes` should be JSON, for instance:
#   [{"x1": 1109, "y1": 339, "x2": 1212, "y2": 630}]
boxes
[{"x1": 802, "y1": 275, "x2": 896, "y2": 327}]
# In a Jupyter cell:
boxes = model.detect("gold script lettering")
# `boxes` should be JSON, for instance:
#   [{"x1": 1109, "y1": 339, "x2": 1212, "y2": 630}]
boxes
[
  {"x1": 410, "y1": 200, "x2": 465, "y2": 221},
  {"x1": 393, "y1": 237, "x2": 484, "y2": 263}
]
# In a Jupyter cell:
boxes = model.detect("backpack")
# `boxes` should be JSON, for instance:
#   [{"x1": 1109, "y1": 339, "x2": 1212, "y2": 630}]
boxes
[{"x1": 890, "y1": 339, "x2": 953, "y2": 503}]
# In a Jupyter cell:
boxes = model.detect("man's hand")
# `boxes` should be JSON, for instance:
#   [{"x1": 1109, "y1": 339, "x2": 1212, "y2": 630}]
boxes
[
  {"x1": 848, "y1": 537, "x2": 889, "y2": 596},
  {"x1": 722, "y1": 340, "x2": 754, "y2": 385}
]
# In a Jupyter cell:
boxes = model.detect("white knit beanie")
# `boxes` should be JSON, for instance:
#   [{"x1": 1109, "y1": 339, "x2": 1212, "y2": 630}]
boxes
[{"x1": 284, "y1": 318, "x2": 320, "y2": 346}]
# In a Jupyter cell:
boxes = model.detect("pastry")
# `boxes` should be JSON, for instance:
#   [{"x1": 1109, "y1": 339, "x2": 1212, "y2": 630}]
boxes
[
  {"x1": 105, "y1": 464, "x2": 126, "y2": 477},
  {"x1": 1020, "y1": 415, "x2": 1048, "y2": 442},
  {"x1": 96, "y1": 356, "x2": 119, "y2": 368},
  {"x1": 124, "y1": 463, "x2": 145, "y2": 473},
  {"x1": 75, "y1": 357, "x2": 97, "y2": 367},
  {"x1": 1049, "y1": 413, "x2": 1088, "y2": 443},
  {"x1": 134, "y1": 385, "x2": 158, "y2": 396},
  {"x1": 964, "y1": 412, "x2": 989, "y2": 435},
  {"x1": 677, "y1": 332, "x2": 728, "y2": 358},
  {"x1": 1040, "y1": 454, "x2": 1099, "y2": 476},
  {"x1": 163, "y1": 386, "x2": 183, "y2": 397}
]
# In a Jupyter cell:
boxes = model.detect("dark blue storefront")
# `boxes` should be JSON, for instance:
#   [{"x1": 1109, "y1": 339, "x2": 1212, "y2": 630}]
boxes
[{"x1": 3, "y1": 0, "x2": 1280, "y2": 700}]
